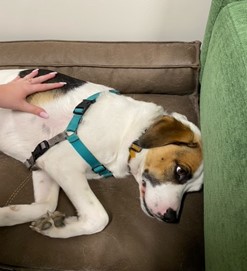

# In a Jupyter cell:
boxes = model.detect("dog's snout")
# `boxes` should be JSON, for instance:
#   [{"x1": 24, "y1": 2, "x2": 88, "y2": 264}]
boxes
[{"x1": 162, "y1": 208, "x2": 177, "y2": 223}]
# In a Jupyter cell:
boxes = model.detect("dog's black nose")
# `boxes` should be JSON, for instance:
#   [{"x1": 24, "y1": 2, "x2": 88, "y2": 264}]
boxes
[{"x1": 162, "y1": 208, "x2": 177, "y2": 223}]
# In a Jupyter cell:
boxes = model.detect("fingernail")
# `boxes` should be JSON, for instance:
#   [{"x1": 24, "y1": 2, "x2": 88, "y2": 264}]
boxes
[
  {"x1": 39, "y1": 111, "x2": 49, "y2": 119},
  {"x1": 60, "y1": 82, "x2": 67, "y2": 85},
  {"x1": 32, "y1": 68, "x2": 39, "y2": 73},
  {"x1": 49, "y1": 72, "x2": 57, "y2": 75}
]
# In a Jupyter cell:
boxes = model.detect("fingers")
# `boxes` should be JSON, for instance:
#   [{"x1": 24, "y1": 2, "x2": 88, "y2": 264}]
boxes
[
  {"x1": 31, "y1": 82, "x2": 66, "y2": 93},
  {"x1": 24, "y1": 68, "x2": 39, "y2": 80},
  {"x1": 24, "y1": 69, "x2": 57, "y2": 84},
  {"x1": 9, "y1": 70, "x2": 38, "y2": 83},
  {"x1": 24, "y1": 81, "x2": 66, "y2": 96},
  {"x1": 21, "y1": 101, "x2": 49, "y2": 119},
  {"x1": 22, "y1": 69, "x2": 67, "y2": 95},
  {"x1": 29, "y1": 71, "x2": 58, "y2": 84},
  {"x1": 19, "y1": 69, "x2": 63, "y2": 84}
]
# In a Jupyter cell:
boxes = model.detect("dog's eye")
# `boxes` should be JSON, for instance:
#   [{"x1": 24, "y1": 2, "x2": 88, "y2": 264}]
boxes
[{"x1": 174, "y1": 165, "x2": 191, "y2": 184}]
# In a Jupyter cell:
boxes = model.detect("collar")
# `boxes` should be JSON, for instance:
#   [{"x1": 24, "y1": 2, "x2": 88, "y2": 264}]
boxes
[{"x1": 128, "y1": 141, "x2": 142, "y2": 161}]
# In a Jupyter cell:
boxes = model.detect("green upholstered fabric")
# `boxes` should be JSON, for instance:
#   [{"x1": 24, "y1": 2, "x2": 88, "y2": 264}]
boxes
[
  {"x1": 200, "y1": 0, "x2": 245, "y2": 79},
  {"x1": 200, "y1": 1, "x2": 247, "y2": 271}
]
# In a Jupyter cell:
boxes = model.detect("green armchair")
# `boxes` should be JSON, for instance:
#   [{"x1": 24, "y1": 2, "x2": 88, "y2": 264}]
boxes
[{"x1": 200, "y1": 0, "x2": 247, "y2": 270}]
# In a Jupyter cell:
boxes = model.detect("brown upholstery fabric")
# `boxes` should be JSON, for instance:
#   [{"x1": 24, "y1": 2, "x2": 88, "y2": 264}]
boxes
[
  {"x1": 0, "y1": 41, "x2": 200, "y2": 95},
  {"x1": 0, "y1": 41, "x2": 204, "y2": 271}
]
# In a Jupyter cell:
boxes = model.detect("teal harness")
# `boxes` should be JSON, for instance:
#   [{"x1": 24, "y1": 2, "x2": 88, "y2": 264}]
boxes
[{"x1": 25, "y1": 90, "x2": 118, "y2": 178}]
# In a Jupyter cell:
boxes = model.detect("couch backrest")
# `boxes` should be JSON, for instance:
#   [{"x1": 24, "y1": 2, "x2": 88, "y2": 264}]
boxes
[{"x1": 0, "y1": 41, "x2": 200, "y2": 95}]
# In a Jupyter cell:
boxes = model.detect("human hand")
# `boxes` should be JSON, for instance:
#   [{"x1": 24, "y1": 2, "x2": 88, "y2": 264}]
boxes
[{"x1": 0, "y1": 69, "x2": 66, "y2": 118}]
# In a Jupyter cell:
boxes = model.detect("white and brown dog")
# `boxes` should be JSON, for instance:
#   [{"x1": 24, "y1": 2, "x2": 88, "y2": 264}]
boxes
[{"x1": 0, "y1": 69, "x2": 203, "y2": 238}]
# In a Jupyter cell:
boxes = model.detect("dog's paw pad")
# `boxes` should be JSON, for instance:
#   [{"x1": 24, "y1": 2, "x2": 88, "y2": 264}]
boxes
[
  {"x1": 40, "y1": 221, "x2": 53, "y2": 231},
  {"x1": 30, "y1": 211, "x2": 65, "y2": 233},
  {"x1": 51, "y1": 211, "x2": 65, "y2": 228}
]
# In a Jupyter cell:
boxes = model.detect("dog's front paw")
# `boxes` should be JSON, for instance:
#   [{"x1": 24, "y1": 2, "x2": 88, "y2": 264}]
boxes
[{"x1": 30, "y1": 211, "x2": 65, "y2": 233}]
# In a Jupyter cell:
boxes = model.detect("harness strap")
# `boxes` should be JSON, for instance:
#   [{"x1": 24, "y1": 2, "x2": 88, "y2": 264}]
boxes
[
  {"x1": 67, "y1": 134, "x2": 112, "y2": 177},
  {"x1": 65, "y1": 90, "x2": 118, "y2": 178},
  {"x1": 24, "y1": 132, "x2": 67, "y2": 170},
  {"x1": 24, "y1": 90, "x2": 118, "y2": 178},
  {"x1": 67, "y1": 99, "x2": 95, "y2": 133}
]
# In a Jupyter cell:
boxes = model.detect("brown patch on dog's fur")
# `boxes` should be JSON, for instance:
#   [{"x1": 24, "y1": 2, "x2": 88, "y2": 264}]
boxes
[
  {"x1": 138, "y1": 116, "x2": 197, "y2": 149},
  {"x1": 141, "y1": 115, "x2": 202, "y2": 184},
  {"x1": 27, "y1": 91, "x2": 58, "y2": 106},
  {"x1": 144, "y1": 144, "x2": 202, "y2": 184}
]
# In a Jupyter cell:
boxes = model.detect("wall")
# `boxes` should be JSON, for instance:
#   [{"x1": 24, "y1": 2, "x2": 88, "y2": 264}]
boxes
[{"x1": 0, "y1": 0, "x2": 211, "y2": 42}]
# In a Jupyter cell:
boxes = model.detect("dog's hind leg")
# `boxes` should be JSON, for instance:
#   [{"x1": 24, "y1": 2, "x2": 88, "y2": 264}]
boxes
[
  {"x1": 30, "y1": 169, "x2": 109, "y2": 238},
  {"x1": 0, "y1": 170, "x2": 59, "y2": 226}
]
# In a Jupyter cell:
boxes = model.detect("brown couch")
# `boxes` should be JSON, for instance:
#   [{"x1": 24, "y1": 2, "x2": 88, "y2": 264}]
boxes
[{"x1": 0, "y1": 41, "x2": 203, "y2": 271}]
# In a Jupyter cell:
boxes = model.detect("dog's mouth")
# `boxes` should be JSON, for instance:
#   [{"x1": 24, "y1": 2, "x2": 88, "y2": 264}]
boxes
[
  {"x1": 143, "y1": 197, "x2": 154, "y2": 218},
  {"x1": 141, "y1": 180, "x2": 146, "y2": 197},
  {"x1": 140, "y1": 180, "x2": 154, "y2": 217}
]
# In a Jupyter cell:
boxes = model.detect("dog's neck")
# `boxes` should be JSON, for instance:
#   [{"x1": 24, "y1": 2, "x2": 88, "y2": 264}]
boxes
[{"x1": 128, "y1": 148, "x2": 148, "y2": 184}]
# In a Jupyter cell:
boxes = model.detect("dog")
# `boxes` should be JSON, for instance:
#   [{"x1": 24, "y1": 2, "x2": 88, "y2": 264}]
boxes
[{"x1": 0, "y1": 69, "x2": 203, "y2": 238}]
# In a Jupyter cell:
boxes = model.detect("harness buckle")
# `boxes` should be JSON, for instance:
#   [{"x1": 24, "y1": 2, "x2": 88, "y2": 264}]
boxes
[
  {"x1": 130, "y1": 142, "x2": 142, "y2": 153},
  {"x1": 128, "y1": 142, "x2": 143, "y2": 161},
  {"x1": 32, "y1": 140, "x2": 50, "y2": 160},
  {"x1": 24, "y1": 140, "x2": 50, "y2": 170},
  {"x1": 73, "y1": 99, "x2": 95, "y2": 115},
  {"x1": 93, "y1": 165, "x2": 112, "y2": 178}
]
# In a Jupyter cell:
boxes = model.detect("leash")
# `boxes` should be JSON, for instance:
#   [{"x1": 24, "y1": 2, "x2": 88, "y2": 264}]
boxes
[{"x1": 25, "y1": 90, "x2": 118, "y2": 178}]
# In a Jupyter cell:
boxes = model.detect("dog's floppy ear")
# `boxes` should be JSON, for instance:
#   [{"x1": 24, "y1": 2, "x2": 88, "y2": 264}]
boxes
[{"x1": 137, "y1": 116, "x2": 197, "y2": 148}]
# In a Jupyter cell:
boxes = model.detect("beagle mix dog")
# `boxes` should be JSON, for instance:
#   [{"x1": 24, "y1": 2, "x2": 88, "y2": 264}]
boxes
[{"x1": 0, "y1": 69, "x2": 203, "y2": 238}]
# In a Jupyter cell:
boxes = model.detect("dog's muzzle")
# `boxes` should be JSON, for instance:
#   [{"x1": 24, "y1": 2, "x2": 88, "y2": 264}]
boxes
[{"x1": 141, "y1": 178, "x2": 178, "y2": 223}]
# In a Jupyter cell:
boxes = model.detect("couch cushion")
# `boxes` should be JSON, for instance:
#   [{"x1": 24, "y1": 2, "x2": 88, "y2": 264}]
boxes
[{"x1": 200, "y1": 2, "x2": 247, "y2": 271}]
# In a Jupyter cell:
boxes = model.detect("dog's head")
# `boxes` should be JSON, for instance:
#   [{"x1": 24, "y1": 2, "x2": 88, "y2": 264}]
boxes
[{"x1": 129, "y1": 113, "x2": 203, "y2": 223}]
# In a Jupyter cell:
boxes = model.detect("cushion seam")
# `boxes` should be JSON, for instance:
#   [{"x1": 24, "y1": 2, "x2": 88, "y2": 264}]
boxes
[{"x1": 4, "y1": 174, "x2": 32, "y2": 206}]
